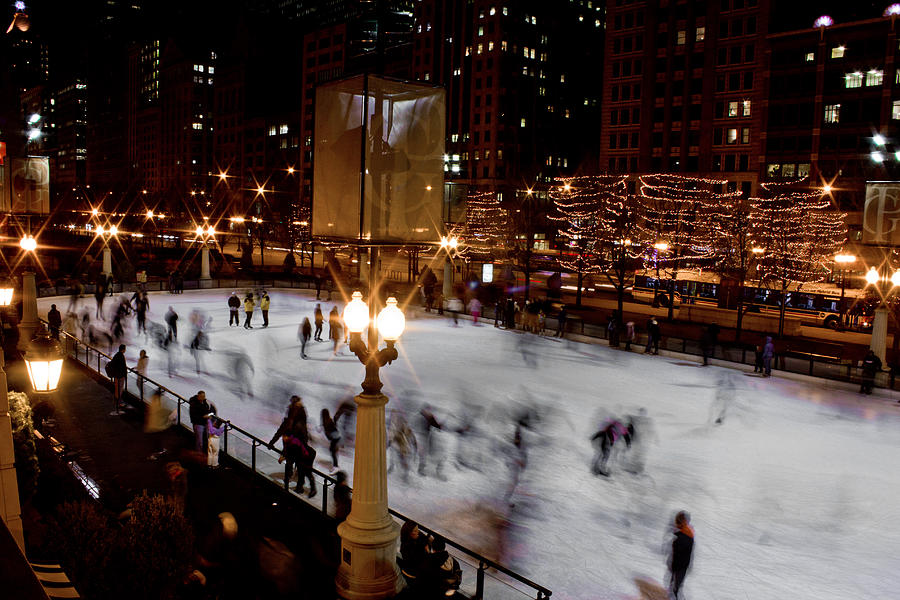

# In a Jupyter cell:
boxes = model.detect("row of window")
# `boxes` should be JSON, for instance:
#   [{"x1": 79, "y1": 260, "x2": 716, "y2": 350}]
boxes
[
  {"x1": 714, "y1": 100, "x2": 752, "y2": 119},
  {"x1": 610, "y1": 108, "x2": 640, "y2": 125},
  {"x1": 766, "y1": 163, "x2": 811, "y2": 178},
  {"x1": 611, "y1": 10, "x2": 644, "y2": 31},
  {"x1": 716, "y1": 44, "x2": 755, "y2": 66},
  {"x1": 713, "y1": 127, "x2": 752, "y2": 145},
  {"x1": 844, "y1": 70, "x2": 883, "y2": 88},
  {"x1": 718, "y1": 16, "x2": 757, "y2": 39},
  {"x1": 305, "y1": 34, "x2": 344, "y2": 52},
  {"x1": 610, "y1": 83, "x2": 641, "y2": 102},
  {"x1": 612, "y1": 35, "x2": 644, "y2": 55}
]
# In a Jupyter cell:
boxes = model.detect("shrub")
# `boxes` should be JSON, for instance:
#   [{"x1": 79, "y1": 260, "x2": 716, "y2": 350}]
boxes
[
  {"x1": 122, "y1": 492, "x2": 194, "y2": 600},
  {"x1": 51, "y1": 500, "x2": 119, "y2": 599},
  {"x1": 8, "y1": 390, "x2": 39, "y2": 504}
]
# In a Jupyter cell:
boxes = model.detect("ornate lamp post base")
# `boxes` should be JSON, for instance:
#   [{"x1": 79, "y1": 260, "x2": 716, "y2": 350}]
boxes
[
  {"x1": 335, "y1": 390, "x2": 402, "y2": 600},
  {"x1": 17, "y1": 271, "x2": 38, "y2": 351}
]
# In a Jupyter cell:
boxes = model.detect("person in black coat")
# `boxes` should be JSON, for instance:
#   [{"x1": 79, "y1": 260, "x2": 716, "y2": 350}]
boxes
[
  {"x1": 227, "y1": 292, "x2": 241, "y2": 326},
  {"x1": 320, "y1": 407, "x2": 340, "y2": 469},
  {"x1": 644, "y1": 317, "x2": 661, "y2": 355},
  {"x1": 188, "y1": 391, "x2": 216, "y2": 452},
  {"x1": 299, "y1": 317, "x2": 312, "y2": 359},
  {"x1": 860, "y1": 349, "x2": 882, "y2": 394},
  {"x1": 107, "y1": 344, "x2": 128, "y2": 413},
  {"x1": 314, "y1": 304, "x2": 324, "y2": 341},
  {"x1": 668, "y1": 511, "x2": 694, "y2": 599},
  {"x1": 47, "y1": 304, "x2": 62, "y2": 339},
  {"x1": 399, "y1": 521, "x2": 430, "y2": 578}
]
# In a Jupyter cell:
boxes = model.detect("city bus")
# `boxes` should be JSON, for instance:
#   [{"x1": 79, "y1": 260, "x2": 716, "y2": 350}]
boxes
[{"x1": 631, "y1": 270, "x2": 872, "y2": 331}]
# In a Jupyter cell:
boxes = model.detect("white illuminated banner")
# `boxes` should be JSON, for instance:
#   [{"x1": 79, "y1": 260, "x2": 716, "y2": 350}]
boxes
[
  {"x1": 7, "y1": 156, "x2": 49, "y2": 214},
  {"x1": 312, "y1": 74, "x2": 446, "y2": 244},
  {"x1": 864, "y1": 182, "x2": 900, "y2": 245},
  {"x1": 482, "y1": 263, "x2": 494, "y2": 283}
]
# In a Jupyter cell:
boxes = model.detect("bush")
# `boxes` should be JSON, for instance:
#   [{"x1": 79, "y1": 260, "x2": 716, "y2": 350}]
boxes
[
  {"x1": 122, "y1": 492, "x2": 194, "y2": 600},
  {"x1": 8, "y1": 390, "x2": 39, "y2": 504},
  {"x1": 51, "y1": 500, "x2": 119, "y2": 599}
]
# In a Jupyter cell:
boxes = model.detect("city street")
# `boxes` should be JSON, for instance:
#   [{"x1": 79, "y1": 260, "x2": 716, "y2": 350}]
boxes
[{"x1": 41, "y1": 288, "x2": 900, "y2": 599}]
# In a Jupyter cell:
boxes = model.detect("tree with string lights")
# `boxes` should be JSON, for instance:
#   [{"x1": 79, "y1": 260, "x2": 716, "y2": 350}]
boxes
[
  {"x1": 750, "y1": 180, "x2": 846, "y2": 337},
  {"x1": 550, "y1": 175, "x2": 641, "y2": 311},
  {"x1": 636, "y1": 174, "x2": 734, "y2": 321},
  {"x1": 463, "y1": 190, "x2": 507, "y2": 260}
]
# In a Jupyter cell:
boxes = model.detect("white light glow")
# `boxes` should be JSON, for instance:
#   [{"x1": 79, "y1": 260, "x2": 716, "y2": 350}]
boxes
[
  {"x1": 872, "y1": 151, "x2": 885, "y2": 163},
  {"x1": 25, "y1": 358, "x2": 63, "y2": 392},
  {"x1": 377, "y1": 297, "x2": 406, "y2": 341},
  {"x1": 343, "y1": 291, "x2": 369, "y2": 334},
  {"x1": 20, "y1": 236, "x2": 36, "y2": 251},
  {"x1": 874, "y1": 134, "x2": 886, "y2": 146},
  {"x1": 866, "y1": 267, "x2": 880, "y2": 285}
]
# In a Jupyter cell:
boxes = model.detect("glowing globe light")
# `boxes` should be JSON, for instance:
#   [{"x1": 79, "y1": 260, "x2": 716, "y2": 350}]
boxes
[
  {"x1": 146, "y1": 210, "x2": 154, "y2": 218},
  {"x1": 96, "y1": 225, "x2": 105, "y2": 236},
  {"x1": 872, "y1": 151, "x2": 886, "y2": 163},
  {"x1": 866, "y1": 267, "x2": 880, "y2": 285},
  {"x1": 14, "y1": 1, "x2": 25, "y2": 11},
  {"x1": 195, "y1": 226, "x2": 203, "y2": 236},
  {"x1": 24, "y1": 330, "x2": 64, "y2": 393},
  {"x1": 20, "y1": 235, "x2": 36, "y2": 252},
  {"x1": 0, "y1": 281, "x2": 13, "y2": 307},
  {"x1": 27, "y1": 113, "x2": 40, "y2": 124},
  {"x1": 377, "y1": 297, "x2": 405, "y2": 341},
  {"x1": 886, "y1": 4, "x2": 900, "y2": 17},
  {"x1": 207, "y1": 226, "x2": 215, "y2": 237},
  {"x1": 108, "y1": 225, "x2": 118, "y2": 236},
  {"x1": 91, "y1": 208, "x2": 99, "y2": 216},
  {"x1": 814, "y1": 15, "x2": 833, "y2": 28},
  {"x1": 343, "y1": 291, "x2": 370, "y2": 334},
  {"x1": 874, "y1": 134, "x2": 886, "y2": 146},
  {"x1": 892, "y1": 270, "x2": 900, "y2": 287}
]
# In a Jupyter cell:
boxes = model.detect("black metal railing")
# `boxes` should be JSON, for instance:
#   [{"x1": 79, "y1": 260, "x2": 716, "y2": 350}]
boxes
[{"x1": 48, "y1": 321, "x2": 552, "y2": 600}]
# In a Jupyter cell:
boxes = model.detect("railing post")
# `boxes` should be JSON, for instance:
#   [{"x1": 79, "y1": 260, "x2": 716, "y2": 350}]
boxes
[
  {"x1": 809, "y1": 357, "x2": 814, "y2": 376},
  {"x1": 682, "y1": 339, "x2": 687, "y2": 353},
  {"x1": 322, "y1": 478, "x2": 331, "y2": 514},
  {"x1": 223, "y1": 422, "x2": 229, "y2": 455},
  {"x1": 251, "y1": 440, "x2": 257, "y2": 473},
  {"x1": 475, "y1": 561, "x2": 486, "y2": 600},
  {"x1": 177, "y1": 399, "x2": 181, "y2": 427}
]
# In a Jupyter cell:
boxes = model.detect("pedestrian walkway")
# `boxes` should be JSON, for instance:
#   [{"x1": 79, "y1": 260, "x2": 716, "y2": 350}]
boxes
[{"x1": 10, "y1": 357, "x2": 345, "y2": 598}]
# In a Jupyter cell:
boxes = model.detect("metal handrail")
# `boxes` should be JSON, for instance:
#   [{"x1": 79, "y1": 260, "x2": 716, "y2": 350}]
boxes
[{"x1": 45, "y1": 319, "x2": 553, "y2": 600}]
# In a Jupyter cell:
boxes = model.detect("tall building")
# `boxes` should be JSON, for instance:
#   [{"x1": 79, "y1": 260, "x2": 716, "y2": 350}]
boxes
[
  {"x1": 411, "y1": 0, "x2": 604, "y2": 218},
  {"x1": 600, "y1": 0, "x2": 768, "y2": 196},
  {"x1": 763, "y1": 15, "x2": 899, "y2": 213}
]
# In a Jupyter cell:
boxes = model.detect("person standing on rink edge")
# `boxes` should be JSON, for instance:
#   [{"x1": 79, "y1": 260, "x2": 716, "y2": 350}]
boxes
[
  {"x1": 227, "y1": 291, "x2": 241, "y2": 326},
  {"x1": 314, "y1": 303, "x2": 324, "y2": 341},
  {"x1": 668, "y1": 511, "x2": 694, "y2": 600},
  {"x1": 260, "y1": 291, "x2": 270, "y2": 327},
  {"x1": 243, "y1": 292, "x2": 255, "y2": 329}
]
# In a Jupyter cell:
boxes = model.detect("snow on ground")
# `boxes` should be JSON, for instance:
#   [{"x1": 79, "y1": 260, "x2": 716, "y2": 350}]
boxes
[{"x1": 41, "y1": 288, "x2": 900, "y2": 600}]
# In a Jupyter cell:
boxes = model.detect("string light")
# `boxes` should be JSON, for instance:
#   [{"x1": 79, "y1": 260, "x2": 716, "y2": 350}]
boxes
[{"x1": 464, "y1": 191, "x2": 507, "y2": 259}]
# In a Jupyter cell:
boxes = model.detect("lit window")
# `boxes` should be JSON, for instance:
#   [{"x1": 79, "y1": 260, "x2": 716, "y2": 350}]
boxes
[
  {"x1": 503, "y1": 7, "x2": 508, "y2": 15},
  {"x1": 207, "y1": 77, "x2": 213, "y2": 85},
  {"x1": 894, "y1": 100, "x2": 900, "y2": 120},
  {"x1": 268, "y1": 126, "x2": 277, "y2": 136},
  {"x1": 479, "y1": 26, "x2": 484, "y2": 36},
  {"x1": 676, "y1": 30, "x2": 686, "y2": 45},
  {"x1": 478, "y1": 43, "x2": 483, "y2": 54},
  {"x1": 831, "y1": 46, "x2": 845, "y2": 59},
  {"x1": 742, "y1": 100, "x2": 751, "y2": 117},
  {"x1": 451, "y1": 134, "x2": 459, "y2": 142},
  {"x1": 728, "y1": 101, "x2": 739, "y2": 117},
  {"x1": 805, "y1": 52, "x2": 814, "y2": 62},
  {"x1": 501, "y1": 41, "x2": 508, "y2": 51},
  {"x1": 280, "y1": 124, "x2": 288, "y2": 134},
  {"x1": 866, "y1": 70, "x2": 884, "y2": 86},
  {"x1": 453, "y1": 68, "x2": 461, "y2": 76},
  {"x1": 783, "y1": 164, "x2": 795, "y2": 177},
  {"x1": 490, "y1": 7, "x2": 496, "y2": 15},
  {"x1": 497, "y1": 149, "x2": 503, "y2": 160},
  {"x1": 474, "y1": 151, "x2": 480, "y2": 160},
  {"x1": 488, "y1": 41, "x2": 494, "y2": 51},
  {"x1": 530, "y1": 48, "x2": 536, "y2": 59},
  {"x1": 524, "y1": 46, "x2": 529, "y2": 58},
  {"x1": 208, "y1": 66, "x2": 215, "y2": 74},
  {"x1": 192, "y1": 122, "x2": 203, "y2": 130},
  {"x1": 767, "y1": 163, "x2": 781, "y2": 177},
  {"x1": 193, "y1": 64, "x2": 201, "y2": 71},
  {"x1": 465, "y1": 46, "x2": 471, "y2": 56},
  {"x1": 595, "y1": 19, "x2": 601, "y2": 27},
  {"x1": 521, "y1": 118, "x2": 527, "y2": 127},
  {"x1": 532, "y1": 16, "x2": 536, "y2": 24},
  {"x1": 539, "y1": 86, "x2": 546, "y2": 96},
  {"x1": 845, "y1": 72, "x2": 863, "y2": 88},
  {"x1": 824, "y1": 103, "x2": 840, "y2": 123},
  {"x1": 696, "y1": 27, "x2": 705, "y2": 42},
  {"x1": 741, "y1": 128, "x2": 750, "y2": 144},
  {"x1": 565, "y1": 109, "x2": 570, "y2": 118},
  {"x1": 424, "y1": 73, "x2": 431, "y2": 81},
  {"x1": 560, "y1": 74, "x2": 566, "y2": 83},
  {"x1": 726, "y1": 128, "x2": 738, "y2": 144}
]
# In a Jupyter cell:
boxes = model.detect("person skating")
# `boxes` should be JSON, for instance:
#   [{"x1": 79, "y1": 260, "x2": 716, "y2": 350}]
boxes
[
  {"x1": 417, "y1": 404, "x2": 445, "y2": 478},
  {"x1": 329, "y1": 306, "x2": 343, "y2": 355},
  {"x1": 668, "y1": 511, "x2": 695, "y2": 599},
  {"x1": 260, "y1": 291, "x2": 270, "y2": 327},
  {"x1": 165, "y1": 306, "x2": 179, "y2": 341},
  {"x1": 299, "y1": 317, "x2": 312, "y2": 359},
  {"x1": 388, "y1": 411, "x2": 417, "y2": 482},
  {"x1": 320, "y1": 408, "x2": 340, "y2": 471},
  {"x1": 243, "y1": 293, "x2": 255, "y2": 329},
  {"x1": 268, "y1": 395, "x2": 309, "y2": 447},
  {"x1": 860, "y1": 349, "x2": 882, "y2": 394},
  {"x1": 762, "y1": 335, "x2": 775, "y2": 377},
  {"x1": 133, "y1": 291, "x2": 149, "y2": 334},
  {"x1": 590, "y1": 419, "x2": 631, "y2": 477},
  {"x1": 447, "y1": 296, "x2": 463, "y2": 326},
  {"x1": 314, "y1": 303, "x2": 324, "y2": 340},
  {"x1": 227, "y1": 292, "x2": 241, "y2": 326}
]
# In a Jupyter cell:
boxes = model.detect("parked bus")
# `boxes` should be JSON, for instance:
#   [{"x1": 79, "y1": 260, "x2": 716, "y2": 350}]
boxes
[{"x1": 631, "y1": 270, "x2": 872, "y2": 331}]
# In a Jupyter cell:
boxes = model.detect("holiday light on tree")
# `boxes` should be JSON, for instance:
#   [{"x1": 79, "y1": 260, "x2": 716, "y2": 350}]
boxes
[
  {"x1": 636, "y1": 174, "x2": 739, "y2": 319},
  {"x1": 750, "y1": 178, "x2": 846, "y2": 336},
  {"x1": 550, "y1": 175, "x2": 639, "y2": 309},
  {"x1": 463, "y1": 190, "x2": 507, "y2": 261}
]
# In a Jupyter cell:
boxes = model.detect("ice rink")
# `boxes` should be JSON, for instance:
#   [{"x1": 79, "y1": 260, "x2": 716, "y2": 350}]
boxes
[{"x1": 41, "y1": 288, "x2": 900, "y2": 600}]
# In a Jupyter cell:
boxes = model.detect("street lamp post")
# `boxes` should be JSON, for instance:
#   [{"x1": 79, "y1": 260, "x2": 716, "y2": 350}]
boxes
[
  {"x1": 0, "y1": 280, "x2": 23, "y2": 550},
  {"x1": 440, "y1": 235, "x2": 459, "y2": 302},
  {"x1": 195, "y1": 224, "x2": 215, "y2": 284},
  {"x1": 336, "y1": 247, "x2": 405, "y2": 600},
  {"x1": 17, "y1": 235, "x2": 38, "y2": 350},
  {"x1": 834, "y1": 253, "x2": 857, "y2": 329},
  {"x1": 865, "y1": 264, "x2": 900, "y2": 363},
  {"x1": 96, "y1": 225, "x2": 118, "y2": 279}
]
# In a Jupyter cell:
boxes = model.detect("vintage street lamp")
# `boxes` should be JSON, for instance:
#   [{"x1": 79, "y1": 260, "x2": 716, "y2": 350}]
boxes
[
  {"x1": 440, "y1": 235, "x2": 460, "y2": 300},
  {"x1": 24, "y1": 328, "x2": 64, "y2": 393},
  {"x1": 865, "y1": 263, "x2": 900, "y2": 362},
  {"x1": 336, "y1": 268, "x2": 406, "y2": 599},
  {"x1": 195, "y1": 224, "x2": 215, "y2": 282},
  {"x1": 834, "y1": 253, "x2": 857, "y2": 329}
]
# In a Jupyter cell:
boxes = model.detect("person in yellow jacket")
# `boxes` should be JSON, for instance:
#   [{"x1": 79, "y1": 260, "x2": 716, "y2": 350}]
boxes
[
  {"x1": 260, "y1": 291, "x2": 270, "y2": 327},
  {"x1": 243, "y1": 293, "x2": 255, "y2": 329}
]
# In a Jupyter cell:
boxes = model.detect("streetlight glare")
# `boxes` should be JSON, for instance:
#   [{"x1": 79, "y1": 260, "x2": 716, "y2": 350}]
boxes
[
  {"x1": 377, "y1": 297, "x2": 406, "y2": 341},
  {"x1": 207, "y1": 226, "x2": 215, "y2": 237},
  {"x1": 874, "y1": 134, "x2": 887, "y2": 146},
  {"x1": 872, "y1": 151, "x2": 886, "y2": 163},
  {"x1": 654, "y1": 242, "x2": 669, "y2": 251},
  {"x1": 257, "y1": 186, "x2": 265, "y2": 194},
  {"x1": 892, "y1": 270, "x2": 900, "y2": 288},
  {"x1": 19, "y1": 236, "x2": 36, "y2": 252},
  {"x1": 91, "y1": 208, "x2": 99, "y2": 216},
  {"x1": 96, "y1": 225, "x2": 105, "y2": 236},
  {"x1": 27, "y1": 113, "x2": 40, "y2": 124},
  {"x1": 195, "y1": 226, "x2": 203, "y2": 236},
  {"x1": 218, "y1": 172, "x2": 228, "y2": 180},
  {"x1": 287, "y1": 167, "x2": 295, "y2": 174},
  {"x1": 822, "y1": 184, "x2": 832, "y2": 193},
  {"x1": 834, "y1": 253, "x2": 856, "y2": 264},
  {"x1": 343, "y1": 291, "x2": 370, "y2": 334},
  {"x1": 146, "y1": 210, "x2": 154, "y2": 218},
  {"x1": 866, "y1": 267, "x2": 880, "y2": 285},
  {"x1": 108, "y1": 225, "x2": 118, "y2": 236}
]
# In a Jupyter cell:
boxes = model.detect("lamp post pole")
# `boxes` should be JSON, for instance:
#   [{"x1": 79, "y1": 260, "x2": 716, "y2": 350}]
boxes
[
  {"x1": 17, "y1": 236, "x2": 39, "y2": 351},
  {"x1": 0, "y1": 343, "x2": 24, "y2": 552},
  {"x1": 866, "y1": 265, "x2": 899, "y2": 364},
  {"x1": 337, "y1": 246, "x2": 403, "y2": 600}
]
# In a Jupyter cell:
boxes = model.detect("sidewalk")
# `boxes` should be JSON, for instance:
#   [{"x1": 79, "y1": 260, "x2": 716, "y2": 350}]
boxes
[{"x1": 12, "y1": 356, "x2": 343, "y2": 598}]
